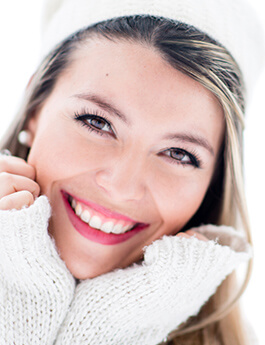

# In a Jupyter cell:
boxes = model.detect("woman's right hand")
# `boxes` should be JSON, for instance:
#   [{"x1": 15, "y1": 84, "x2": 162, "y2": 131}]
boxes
[
  {"x1": 0, "y1": 155, "x2": 40, "y2": 210},
  {"x1": 0, "y1": 157, "x2": 75, "y2": 345}
]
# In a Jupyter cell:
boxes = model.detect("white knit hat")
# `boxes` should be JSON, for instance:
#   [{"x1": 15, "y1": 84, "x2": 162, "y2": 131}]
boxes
[{"x1": 41, "y1": 0, "x2": 265, "y2": 98}]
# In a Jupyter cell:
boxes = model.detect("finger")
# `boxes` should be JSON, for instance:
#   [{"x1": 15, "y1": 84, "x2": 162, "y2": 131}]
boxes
[
  {"x1": 0, "y1": 173, "x2": 40, "y2": 199},
  {"x1": 185, "y1": 230, "x2": 209, "y2": 242},
  {"x1": 0, "y1": 191, "x2": 35, "y2": 210},
  {"x1": 176, "y1": 232, "x2": 191, "y2": 239},
  {"x1": 0, "y1": 156, "x2": 36, "y2": 180}
]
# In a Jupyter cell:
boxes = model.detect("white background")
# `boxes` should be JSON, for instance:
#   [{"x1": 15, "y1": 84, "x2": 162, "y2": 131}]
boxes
[{"x1": 0, "y1": 1, "x2": 264, "y2": 343}]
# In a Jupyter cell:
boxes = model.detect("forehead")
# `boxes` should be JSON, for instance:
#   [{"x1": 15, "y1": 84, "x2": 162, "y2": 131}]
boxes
[
  {"x1": 68, "y1": 38, "x2": 212, "y2": 96},
  {"x1": 51, "y1": 38, "x2": 224, "y2": 144}
]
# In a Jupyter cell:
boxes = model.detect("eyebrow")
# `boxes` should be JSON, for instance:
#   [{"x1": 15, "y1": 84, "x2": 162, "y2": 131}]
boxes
[
  {"x1": 72, "y1": 92, "x2": 215, "y2": 156},
  {"x1": 163, "y1": 133, "x2": 215, "y2": 156},
  {"x1": 72, "y1": 92, "x2": 130, "y2": 125}
]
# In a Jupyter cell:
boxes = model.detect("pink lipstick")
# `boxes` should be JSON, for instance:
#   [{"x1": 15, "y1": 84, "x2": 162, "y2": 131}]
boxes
[{"x1": 62, "y1": 191, "x2": 149, "y2": 245}]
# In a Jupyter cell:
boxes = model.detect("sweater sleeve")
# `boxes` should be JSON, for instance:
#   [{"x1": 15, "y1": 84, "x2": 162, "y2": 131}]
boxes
[
  {"x1": 54, "y1": 224, "x2": 251, "y2": 345},
  {"x1": 0, "y1": 196, "x2": 75, "y2": 345}
]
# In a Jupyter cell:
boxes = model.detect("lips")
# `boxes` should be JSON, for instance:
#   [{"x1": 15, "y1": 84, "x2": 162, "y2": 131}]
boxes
[{"x1": 61, "y1": 190, "x2": 149, "y2": 245}]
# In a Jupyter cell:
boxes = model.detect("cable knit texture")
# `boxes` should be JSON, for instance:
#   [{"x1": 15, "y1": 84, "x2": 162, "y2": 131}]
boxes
[
  {"x1": 0, "y1": 196, "x2": 252, "y2": 344},
  {"x1": 0, "y1": 196, "x2": 75, "y2": 345},
  {"x1": 55, "y1": 228, "x2": 251, "y2": 344},
  {"x1": 40, "y1": 0, "x2": 265, "y2": 99}
]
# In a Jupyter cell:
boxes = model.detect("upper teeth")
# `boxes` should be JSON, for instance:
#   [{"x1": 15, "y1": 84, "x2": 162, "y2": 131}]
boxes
[{"x1": 70, "y1": 197, "x2": 136, "y2": 234}]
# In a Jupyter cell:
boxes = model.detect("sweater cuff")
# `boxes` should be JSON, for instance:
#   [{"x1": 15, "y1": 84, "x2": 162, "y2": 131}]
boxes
[
  {"x1": 141, "y1": 227, "x2": 252, "y2": 336},
  {"x1": 0, "y1": 194, "x2": 51, "y2": 238},
  {"x1": 195, "y1": 224, "x2": 251, "y2": 254},
  {"x1": 0, "y1": 196, "x2": 76, "y2": 345},
  {"x1": 0, "y1": 195, "x2": 74, "y2": 287}
]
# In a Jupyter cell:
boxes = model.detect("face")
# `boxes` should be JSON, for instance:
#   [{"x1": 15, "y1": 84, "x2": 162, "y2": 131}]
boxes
[{"x1": 27, "y1": 38, "x2": 225, "y2": 279}]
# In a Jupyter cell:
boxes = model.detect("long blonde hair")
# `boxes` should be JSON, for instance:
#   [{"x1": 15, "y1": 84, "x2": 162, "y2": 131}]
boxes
[{"x1": 0, "y1": 16, "x2": 252, "y2": 345}]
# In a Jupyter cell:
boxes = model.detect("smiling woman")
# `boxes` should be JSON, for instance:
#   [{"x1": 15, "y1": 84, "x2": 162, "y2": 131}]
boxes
[
  {"x1": 0, "y1": 1, "x2": 263, "y2": 345},
  {"x1": 24, "y1": 38, "x2": 224, "y2": 278}
]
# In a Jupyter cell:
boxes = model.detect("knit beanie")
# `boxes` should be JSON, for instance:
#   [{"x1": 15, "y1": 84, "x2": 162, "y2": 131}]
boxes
[{"x1": 41, "y1": 0, "x2": 265, "y2": 98}]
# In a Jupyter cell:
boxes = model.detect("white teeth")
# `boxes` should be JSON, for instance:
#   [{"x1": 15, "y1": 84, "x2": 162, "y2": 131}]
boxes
[
  {"x1": 89, "y1": 216, "x2": 102, "y2": 230},
  {"x1": 80, "y1": 210, "x2": 91, "y2": 223},
  {"x1": 123, "y1": 224, "x2": 134, "y2": 232},
  {"x1": 75, "y1": 203, "x2": 82, "y2": 216},
  {"x1": 70, "y1": 197, "x2": 137, "y2": 234},
  {"x1": 71, "y1": 198, "x2": 77, "y2": 210},
  {"x1": 101, "y1": 221, "x2": 114, "y2": 233},
  {"x1": 112, "y1": 223, "x2": 124, "y2": 234}
]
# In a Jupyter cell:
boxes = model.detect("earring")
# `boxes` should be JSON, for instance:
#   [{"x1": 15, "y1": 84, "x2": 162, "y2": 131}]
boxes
[{"x1": 18, "y1": 130, "x2": 32, "y2": 147}]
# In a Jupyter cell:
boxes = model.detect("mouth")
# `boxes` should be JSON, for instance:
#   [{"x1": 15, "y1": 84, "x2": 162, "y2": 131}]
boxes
[{"x1": 61, "y1": 190, "x2": 149, "y2": 245}]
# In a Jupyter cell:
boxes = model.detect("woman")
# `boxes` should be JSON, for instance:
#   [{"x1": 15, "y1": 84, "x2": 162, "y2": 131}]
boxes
[{"x1": 0, "y1": 0, "x2": 263, "y2": 344}]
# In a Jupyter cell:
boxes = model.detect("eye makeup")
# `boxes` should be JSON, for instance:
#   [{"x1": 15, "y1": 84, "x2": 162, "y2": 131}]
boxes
[
  {"x1": 73, "y1": 109, "x2": 203, "y2": 168},
  {"x1": 74, "y1": 109, "x2": 114, "y2": 137},
  {"x1": 160, "y1": 147, "x2": 202, "y2": 168}
]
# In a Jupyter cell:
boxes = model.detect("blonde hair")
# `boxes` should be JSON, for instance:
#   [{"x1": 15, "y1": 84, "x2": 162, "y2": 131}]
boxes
[{"x1": 0, "y1": 16, "x2": 252, "y2": 345}]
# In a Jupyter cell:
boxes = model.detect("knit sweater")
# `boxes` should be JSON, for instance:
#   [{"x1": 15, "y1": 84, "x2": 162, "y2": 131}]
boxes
[{"x1": 0, "y1": 196, "x2": 252, "y2": 345}]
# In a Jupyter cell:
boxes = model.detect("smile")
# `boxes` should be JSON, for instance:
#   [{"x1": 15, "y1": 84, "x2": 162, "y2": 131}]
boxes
[
  {"x1": 61, "y1": 190, "x2": 149, "y2": 245},
  {"x1": 69, "y1": 194, "x2": 138, "y2": 234}
]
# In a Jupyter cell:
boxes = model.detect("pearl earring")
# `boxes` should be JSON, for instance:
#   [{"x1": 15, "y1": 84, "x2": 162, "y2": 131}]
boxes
[{"x1": 18, "y1": 130, "x2": 32, "y2": 147}]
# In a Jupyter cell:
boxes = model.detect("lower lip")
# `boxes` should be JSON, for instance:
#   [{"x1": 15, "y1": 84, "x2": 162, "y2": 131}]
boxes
[{"x1": 62, "y1": 193, "x2": 148, "y2": 245}]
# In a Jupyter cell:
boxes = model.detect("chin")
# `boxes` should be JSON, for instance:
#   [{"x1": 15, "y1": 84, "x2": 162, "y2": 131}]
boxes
[
  {"x1": 66, "y1": 260, "x2": 107, "y2": 280},
  {"x1": 62, "y1": 248, "x2": 143, "y2": 280},
  {"x1": 61, "y1": 252, "x2": 122, "y2": 279}
]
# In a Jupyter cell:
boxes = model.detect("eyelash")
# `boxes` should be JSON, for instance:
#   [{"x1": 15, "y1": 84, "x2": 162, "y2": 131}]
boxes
[
  {"x1": 160, "y1": 148, "x2": 202, "y2": 168},
  {"x1": 74, "y1": 108, "x2": 114, "y2": 137},
  {"x1": 73, "y1": 109, "x2": 202, "y2": 168}
]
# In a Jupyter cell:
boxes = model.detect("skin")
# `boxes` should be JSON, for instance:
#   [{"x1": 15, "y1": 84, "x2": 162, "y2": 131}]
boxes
[{"x1": 0, "y1": 38, "x2": 224, "y2": 279}]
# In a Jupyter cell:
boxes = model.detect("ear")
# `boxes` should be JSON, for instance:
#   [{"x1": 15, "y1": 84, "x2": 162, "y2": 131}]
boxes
[
  {"x1": 25, "y1": 113, "x2": 40, "y2": 147},
  {"x1": 19, "y1": 74, "x2": 41, "y2": 147}
]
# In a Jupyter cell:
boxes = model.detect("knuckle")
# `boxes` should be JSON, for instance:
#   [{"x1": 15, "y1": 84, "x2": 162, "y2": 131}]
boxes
[
  {"x1": 29, "y1": 169, "x2": 36, "y2": 180},
  {"x1": 34, "y1": 182, "x2": 40, "y2": 191},
  {"x1": 0, "y1": 172, "x2": 13, "y2": 183},
  {"x1": 1, "y1": 198, "x2": 16, "y2": 210},
  {"x1": 0, "y1": 191, "x2": 34, "y2": 210},
  {"x1": 186, "y1": 230, "x2": 195, "y2": 235},
  {"x1": 0, "y1": 196, "x2": 14, "y2": 210},
  {"x1": 0, "y1": 159, "x2": 10, "y2": 172},
  {"x1": 23, "y1": 190, "x2": 34, "y2": 202},
  {"x1": 25, "y1": 163, "x2": 35, "y2": 177}
]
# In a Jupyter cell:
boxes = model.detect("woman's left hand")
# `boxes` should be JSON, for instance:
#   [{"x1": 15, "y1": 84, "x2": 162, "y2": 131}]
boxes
[
  {"x1": 176, "y1": 229, "x2": 209, "y2": 241},
  {"x1": 54, "y1": 225, "x2": 251, "y2": 345}
]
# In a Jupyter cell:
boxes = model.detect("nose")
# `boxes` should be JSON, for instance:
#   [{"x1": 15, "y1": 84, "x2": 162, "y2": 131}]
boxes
[{"x1": 95, "y1": 152, "x2": 147, "y2": 202}]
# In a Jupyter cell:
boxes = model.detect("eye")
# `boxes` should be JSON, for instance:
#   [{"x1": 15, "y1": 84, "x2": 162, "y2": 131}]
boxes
[
  {"x1": 88, "y1": 116, "x2": 111, "y2": 132},
  {"x1": 162, "y1": 148, "x2": 201, "y2": 168},
  {"x1": 170, "y1": 149, "x2": 190, "y2": 162},
  {"x1": 74, "y1": 111, "x2": 114, "y2": 136}
]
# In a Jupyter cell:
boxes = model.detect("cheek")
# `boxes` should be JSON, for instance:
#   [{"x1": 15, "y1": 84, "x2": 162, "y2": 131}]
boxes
[
  {"x1": 154, "y1": 173, "x2": 211, "y2": 233},
  {"x1": 27, "y1": 122, "x2": 112, "y2": 194}
]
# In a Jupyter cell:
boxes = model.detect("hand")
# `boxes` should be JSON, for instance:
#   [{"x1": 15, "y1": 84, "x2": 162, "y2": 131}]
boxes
[
  {"x1": 55, "y1": 226, "x2": 251, "y2": 345},
  {"x1": 0, "y1": 195, "x2": 75, "y2": 344},
  {"x1": 0, "y1": 155, "x2": 40, "y2": 210},
  {"x1": 176, "y1": 229, "x2": 209, "y2": 241}
]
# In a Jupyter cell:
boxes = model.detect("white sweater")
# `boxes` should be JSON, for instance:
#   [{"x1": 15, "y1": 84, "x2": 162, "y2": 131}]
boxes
[{"x1": 0, "y1": 196, "x2": 252, "y2": 345}]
